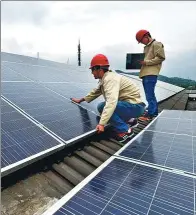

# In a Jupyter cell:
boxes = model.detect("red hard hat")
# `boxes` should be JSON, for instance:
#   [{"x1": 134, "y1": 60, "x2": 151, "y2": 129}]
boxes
[
  {"x1": 89, "y1": 54, "x2": 110, "y2": 69},
  {"x1": 136, "y1": 29, "x2": 149, "y2": 43}
]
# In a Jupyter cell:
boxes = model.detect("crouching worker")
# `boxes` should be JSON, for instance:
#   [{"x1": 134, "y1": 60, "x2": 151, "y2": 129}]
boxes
[{"x1": 71, "y1": 54, "x2": 145, "y2": 143}]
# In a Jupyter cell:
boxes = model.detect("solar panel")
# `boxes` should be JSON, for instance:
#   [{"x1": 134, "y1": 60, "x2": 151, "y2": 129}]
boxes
[
  {"x1": 122, "y1": 73, "x2": 184, "y2": 93},
  {"x1": 160, "y1": 109, "x2": 196, "y2": 120},
  {"x1": 1, "y1": 53, "x2": 188, "y2": 150},
  {"x1": 2, "y1": 81, "x2": 99, "y2": 143},
  {"x1": 2, "y1": 53, "x2": 183, "y2": 104},
  {"x1": 2, "y1": 58, "x2": 103, "y2": 113},
  {"x1": 1, "y1": 64, "x2": 32, "y2": 82},
  {"x1": 43, "y1": 157, "x2": 195, "y2": 215},
  {"x1": 117, "y1": 130, "x2": 194, "y2": 173},
  {"x1": 2, "y1": 52, "x2": 83, "y2": 71},
  {"x1": 158, "y1": 109, "x2": 182, "y2": 118},
  {"x1": 147, "y1": 110, "x2": 196, "y2": 136},
  {"x1": 41, "y1": 82, "x2": 104, "y2": 114},
  {"x1": 119, "y1": 74, "x2": 182, "y2": 104},
  {"x1": 121, "y1": 73, "x2": 184, "y2": 104},
  {"x1": 147, "y1": 118, "x2": 194, "y2": 136},
  {"x1": 1, "y1": 99, "x2": 65, "y2": 177},
  {"x1": 1, "y1": 52, "x2": 23, "y2": 62},
  {"x1": 116, "y1": 110, "x2": 196, "y2": 174},
  {"x1": 2, "y1": 60, "x2": 96, "y2": 84}
]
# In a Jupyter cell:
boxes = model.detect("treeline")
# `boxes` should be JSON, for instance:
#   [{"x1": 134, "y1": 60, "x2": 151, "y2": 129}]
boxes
[{"x1": 116, "y1": 70, "x2": 196, "y2": 89}]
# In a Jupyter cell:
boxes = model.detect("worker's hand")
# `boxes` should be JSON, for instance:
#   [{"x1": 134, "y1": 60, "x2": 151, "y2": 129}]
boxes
[
  {"x1": 96, "y1": 124, "x2": 105, "y2": 134},
  {"x1": 71, "y1": 98, "x2": 85, "y2": 104},
  {"x1": 138, "y1": 60, "x2": 146, "y2": 66}
]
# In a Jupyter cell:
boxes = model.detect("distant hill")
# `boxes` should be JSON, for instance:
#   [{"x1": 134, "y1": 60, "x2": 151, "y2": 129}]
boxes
[{"x1": 116, "y1": 70, "x2": 196, "y2": 89}]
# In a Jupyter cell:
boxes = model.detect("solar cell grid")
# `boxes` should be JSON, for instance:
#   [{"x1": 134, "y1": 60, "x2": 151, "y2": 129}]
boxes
[
  {"x1": 118, "y1": 130, "x2": 195, "y2": 173},
  {"x1": 1, "y1": 52, "x2": 90, "y2": 73},
  {"x1": 1, "y1": 52, "x2": 23, "y2": 62},
  {"x1": 1, "y1": 99, "x2": 64, "y2": 176},
  {"x1": 1, "y1": 64, "x2": 31, "y2": 82},
  {"x1": 123, "y1": 74, "x2": 184, "y2": 102},
  {"x1": 2, "y1": 55, "x2": 183, "y2": 106},
  {"x1": 116, "y1": 110, "x2": 196, "y2": 174},
  {"x1": 2, "y1": 53, "x2": 195, "y2": 214},
  {"x1": 123, "y1": 74, "x2": 184, "y2": 93},
  {"x1": 2, "y1": 81, "x2": 99, "y2": 142},
  {"x1": 147, "y1": 118, "x2": 194, "y2": 136},
  {"x1": 44, "y1": 158, "x2": 195, "y2": 215},
  {"x1": 159, "y1": 110, "x2": 182, "y2": 118},
  {"x1": 42, "y1": 82, "x2": 104, "y2": 114},
  {"x1": 2, "y1": 61, "x2": 96, "y2": 83},
  {"x1": 42, "y1": 82, "x2": 98, "y2": 98},
  {"x1": 160, "y1": 109, "x2": 196, "y2": 120}
]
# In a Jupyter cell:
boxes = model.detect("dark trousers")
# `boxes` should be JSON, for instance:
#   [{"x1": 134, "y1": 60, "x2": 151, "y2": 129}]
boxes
[
  {"x1": 142, "y1": 75, "x2": 158, "y2": 116},
  {"x1": 97, "y1": 101, "x2": 145, "y2": 133}
]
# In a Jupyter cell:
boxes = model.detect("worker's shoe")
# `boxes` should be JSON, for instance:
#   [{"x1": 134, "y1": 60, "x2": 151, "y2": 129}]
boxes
[
  {"x1": 138, "y1": 114, "x2": 157, "y2": 122},
  {"x1": 115, "y1": 128, "x2": 134, "y2": 143},
  {"x1": 127, "y1": 118, "x2": 138, "y2": 128},
  {"x1": 138, "y1": 116, "x2": 153, "y2": 122}
]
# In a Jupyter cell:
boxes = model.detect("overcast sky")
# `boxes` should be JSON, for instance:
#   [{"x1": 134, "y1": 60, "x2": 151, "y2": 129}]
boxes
[{"x1": 2, "y1": 1, "x2": 196, "y2": 80}]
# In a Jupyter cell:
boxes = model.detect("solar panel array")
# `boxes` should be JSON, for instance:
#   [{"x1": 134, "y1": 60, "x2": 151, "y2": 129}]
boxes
[
  {"x1": 43, "y1": 157, "x2": 195, "y2": 215},
  {"x1": 43, "y1": 109, "x2": 196, "y2": 215},
  {"x1": 2, "y1": 58, "x2": 103, "y2": 114},
  {"x1": 1, "y1": 52, "x2": 102, "y2": 176},
  {"x1": 2, "y1": 60, "x2": 95, "y2": 83},
  {"x1": 118, "y1": 110, "x2": 196, "y2": 174},
  {"x1": 121, "y1": 73, "x2": 184, "y2": 104},
  {"x1": 2, "y1": 82, "x2": 99, "y2": 142},
  {"x1": 123, "y1": 74, "x2": 183, "y2": 94},
  {"x1": 0, "y1": 52, "x2": 188, "y2": 184},
  {"x1": 119, "y1": 130, "x2": 195, "y2": 173},
  {"x1": 1, "y1": 99, "x2": 65, "y2": 176}
]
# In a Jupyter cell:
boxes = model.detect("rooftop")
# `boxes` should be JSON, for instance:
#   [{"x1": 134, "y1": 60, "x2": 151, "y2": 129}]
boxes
[{"x1": 1, "y1": 52, "x2": 196, "y2": 215}]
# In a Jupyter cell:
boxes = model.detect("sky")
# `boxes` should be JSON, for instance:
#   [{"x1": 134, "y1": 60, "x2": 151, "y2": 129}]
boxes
[{"x1": 1, "y1": 1, "x2": 196, "y2": 80}]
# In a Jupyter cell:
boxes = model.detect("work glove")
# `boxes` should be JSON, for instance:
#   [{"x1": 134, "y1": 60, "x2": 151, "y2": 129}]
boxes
[
  {"x1": 71, "y1": 98, "x2": 85, "y2": 104},
  {"x1": 96, "y1": 124, "x2": 105, "y2": 134}
]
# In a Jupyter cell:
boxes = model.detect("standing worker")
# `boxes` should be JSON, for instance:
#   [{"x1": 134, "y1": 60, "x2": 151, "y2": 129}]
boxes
[
  {"x1": 136, "y1": 29, "x2": 165, "y2": 121},
  {"x1": 71, "y1": 54, "x2": 145, "y2": 143}
]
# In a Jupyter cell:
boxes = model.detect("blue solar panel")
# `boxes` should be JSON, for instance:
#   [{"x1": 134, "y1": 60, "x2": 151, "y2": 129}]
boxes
[
  {"x1": 2, "y1": 52, "x2": 83, "y2": 71},
  {"x1": 2, "y1": 81, "x2": 99, "y2": 143},
  {"x1": 155, "y1": 110, "x2": 196, "y2": 136},
  {"x1": 146, "y1": 117, "x2": 195, "y2": 136},
  {"x1": 1, "y1": 99, "x2": 64, "y2": 176},
  {"x1": 43, "y1": 158, "x2": 195, "y2": 215},
  {"x1": 158, "y1": 110, "x2": 196, "y2": 135},
  {"x1": 1, "y1": 64, "x2": 32, "y2": 82},
  {"x1": 1, "y1": 52, "x2": 23, "y2": 62},
  {"x1": 160, "y1": 109, "x2": 195, "y2": 120},
  {"x1": 2, "y1": 60, "x2": 96, "y2": 83},
  {"x1": 42, "y1": 82, "x2": 104, "y2": 114},
  {"x1": 116, "y1": 110, "x2": 196, "y2": 174},
  {"x1": 2, "y1": 54, "x2": 103, "y2": 114},
  {"x1": 118, "y1": 130, "x2": 195, "y2": 173}
]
